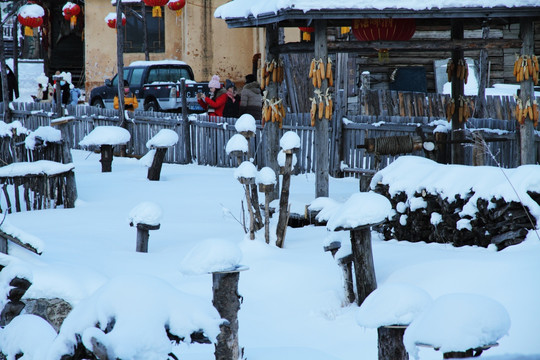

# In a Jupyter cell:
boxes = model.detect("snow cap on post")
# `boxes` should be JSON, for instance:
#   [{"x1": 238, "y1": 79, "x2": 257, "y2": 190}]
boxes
[
  {"x1": 226, "y1": 134, "x2": 249, "y2": 155},
  {"x1": 235, "y1": 114, "x2": 256, "y2": 138},
  {"x1": 356, "y1": 283, "x2": 432, "y2": 328},
  {"x1": 279, "y1": 131, "x2": 300, "y2": 154},
  {"x1": 326, "y1": 192, "x2": 392, "y2": 231},
  {"x1": 277, "y1": 149, "x2": 297, "y2": 169},
  {"x1": 79, "y1": 126, "x2": 131, "y2": 146},
  {"x1": 234, "y1": 161, "x2": 257, "y2": 184},
  {"x1": 179, "y1": 238, "x2": 243, "y2": 275},
  {"x1": 256, "y1": 166, "x2": 276, "y2": 193},
  {"x1": 146, "y1": 129, "x2": 179, "y2": 149},
  {"x1": 128, "y1": 201, "x2": 162, "y2": 227}
]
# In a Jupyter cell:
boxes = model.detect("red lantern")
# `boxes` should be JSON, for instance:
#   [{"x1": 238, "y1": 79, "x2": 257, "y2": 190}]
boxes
[
  {"x1": 168, "y1": 0, "x2": 186, "y2": 17},
  {"x1": 352, "y1": 19, "x2": 415, "y2": 61},
  {"x1": 17, "y1": 3, "x2": 44, "y2": 37},
  {"x1": 105, "y1": 12, "x2": 126, "y2": 30},
  {"x1": 352, "y1": 19, "x2": 415, "y2": 42},
  {"x1": 299, "y1": 27, "x2": 314, "y2": 41},
  {"x1": 143, "y1": 0, "x2": 169, "y2": 17},
  {"x1": 62, "y1": 2, "x2": 81, "y2": 29}
]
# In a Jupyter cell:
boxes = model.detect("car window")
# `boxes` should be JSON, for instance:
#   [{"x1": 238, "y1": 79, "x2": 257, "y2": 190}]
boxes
[
  {"x1": 169, "y1": 68, "x2": 193, "y2": 82},
  {"x1": 130, "y1": 68, "x2": 145, "y2": 86},
  {"x1": 147, "y1": 68, "x2": 159, "y2": 83},
  {"x1": 112, "y1": 69, "x2": 130, "y2": 87}
]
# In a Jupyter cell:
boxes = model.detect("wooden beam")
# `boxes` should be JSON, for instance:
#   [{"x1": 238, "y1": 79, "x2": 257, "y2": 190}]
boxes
[
  {"x1": 274, "y1": 39, "x2": 523, "y2": 54},
  {"x1": 314, "y1": 19, "x2": 329, "y2": 198}
]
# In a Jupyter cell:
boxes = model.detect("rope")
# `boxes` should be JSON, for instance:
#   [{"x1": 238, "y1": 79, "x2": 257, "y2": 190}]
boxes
[{"x1": 373, "y1": 135, "x2": 414, "y2": 156}]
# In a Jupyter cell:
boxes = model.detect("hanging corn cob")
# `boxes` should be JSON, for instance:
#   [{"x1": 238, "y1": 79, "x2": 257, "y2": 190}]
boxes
[
  {"x1": 446, "y1": 99, "x2": 455, "y2": 122},
  {"x1": 446, "y1": 59, "x2": 454, "y2": 82},
  {"x1": 324, "y1": 88, "x2": 333, "y2": 120},
  {"x1": 310, "y1": 97, "x2": 317, "y2": 127},
  {"x1": 515, "y1": 98, "x2": 525, "y2": 125},
  {"x1": 326, "y1": 57, "x2": 333, "y2": 87},
  {"x1": 533, "y1": 100, "x2": 539, "y2": 127},
  {"x1": 513, "y1": 54, "x2": 540, "y2": 85}
]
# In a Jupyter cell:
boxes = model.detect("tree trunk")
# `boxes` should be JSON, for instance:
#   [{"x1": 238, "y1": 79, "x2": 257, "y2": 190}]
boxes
[
  {"x1": 378, "y1": 326, "x2": 408, "y2": 360},
  {"x1": 519, "y1": 18, "x2": 536, "y2": 165},
  {"x1": 213, "y1": 271, "x2": 241, "y2": 360},
  {"x1": 147, "y1": 147, "x2": 167, "y2": 181},
  {"x1": 314, "y1": 19, "x2": 329, "y2": 197},
  {"x1": 350, "y1": 227, "x2": 377, "y2": 306},
  {"x1": 451, "y1": 20, "x2": 465, "y2": 165}
]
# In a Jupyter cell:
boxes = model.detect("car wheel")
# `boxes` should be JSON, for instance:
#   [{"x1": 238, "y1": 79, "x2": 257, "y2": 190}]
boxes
[
  {"x1": 145, "y1": 100, "x2": 159, "y2": 112},
  {"x1": 91, "y1": 98, "x2": 105, "y2": 108}
]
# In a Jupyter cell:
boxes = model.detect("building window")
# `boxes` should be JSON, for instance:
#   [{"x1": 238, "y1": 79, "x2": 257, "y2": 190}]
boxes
[{"x1": 124, "y1": 5, "x2": 165, "y2": 53}]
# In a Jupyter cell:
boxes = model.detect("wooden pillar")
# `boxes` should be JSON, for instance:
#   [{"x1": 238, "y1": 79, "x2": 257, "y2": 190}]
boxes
[
  {"x1": 52, "y1": 119, "x2": 77, "y2": 208},
  {"x1": 450, "y1": 20, "x2": 465, "y2": 165},
  {"x1": 378, "y1": 326, "x2": 408, "y2": 360},
  {"x1": 141, "y1": 3, "x2": 149, "y2": 61},
  {"x1": 0, "y1": 24, "x2": 12, "y2": 123},
  {"x1": 100, "y1": 145, "x2": 114, "y2": 172},
  {"x1": 475, "y1": 22, "x2": 489, "y2": 118},
  {"x1": 259, "y1": 184, "x2": 274, "y2": 244},
  {"x1": 213, "y1": 270, "x2": 242, "y2": 360},
  {"x1": 314, "y1": 20, "x2": 329, "y2": 197},
  {"x1": 12, "y1": 20, "x2": 18, "y2": 81},
  {"x1": 331, "y1": 88, "x2": 345, "y2": 177},
  {"x1": 519, "y1": 18, "x2": 536, "y2": 165},
  {"x1": 116, "y1": 0, "x2": 126, "y2": 129},
  {"x1": 276, "y1": 151, "x2": 293, "y2": 248},
  {"x1": 135, "y1": 223, "x2": 160, "y2": 253},
  {"x1": 0, "y1": 236, "x2": 7, "y2": 254},
  {"x1": 147, "y1": 147, "x2": 168, "y2": 181},
  {"x1": 265, "y1": 24, "x2": 281, "y2": 201},
  {"x1": 350, "y1": 226, "x2": 377, "y2": 306},
  {"x1": 180, "y1": 78, "x2": 192, "y2": 164}
]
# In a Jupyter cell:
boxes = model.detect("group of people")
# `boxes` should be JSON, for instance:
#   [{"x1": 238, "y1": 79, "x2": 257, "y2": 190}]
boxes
[
  {"x1": 33, "y1": 71, "x2": 81, "y2": 106},
  {"x1": 196, "y1": 73, "x2": 262, "y2": 120}
]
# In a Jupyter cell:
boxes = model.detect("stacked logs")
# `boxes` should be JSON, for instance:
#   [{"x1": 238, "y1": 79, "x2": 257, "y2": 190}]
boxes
[{"x1": 373, "y1": 183, "x2": 536, "y2": 250}]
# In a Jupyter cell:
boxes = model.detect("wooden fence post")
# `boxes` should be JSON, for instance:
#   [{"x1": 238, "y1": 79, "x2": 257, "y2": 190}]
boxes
[
  {"x1": 132, "y1": 223, "x2": 160, "y2": 253},
  {"x1": 100, "y1": 145, "x2": 114, "y2": 172},
  {"x1": 314, "y1": 19, "x2": 329, "y2": 198},
  {"x1": 147, "y1": 147, "x2": 168, "y2": 181},
  {"x1": 259, "y1": 183, "x2": 274, "y2": 244},
  {"x1": 378, "y1": 326, "x2": 408, "y2": 360},
  {"x1": 180, "y1": 78, "x2": 192, "y2": 164},
  {"x1": 212, "y1": 267, "x2": 247, "y2": 360},
  {"x1": 350, "y1": 226, "x2": 377, "y2": 305},
  {"x1": 276, "y1": 151, "x2": 293, "y2": 248},
  {"x1": 519, "y1": 18, "x2": 536, "y2": 165},
  {"x1": 51, "y1": 117, "x2": 77, "y2": 208}
]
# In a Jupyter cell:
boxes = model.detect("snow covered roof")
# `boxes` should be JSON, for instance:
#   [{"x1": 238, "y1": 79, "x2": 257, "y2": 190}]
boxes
[{"x1": 215, "y1": 0, "x2": 540, "y2": 26}]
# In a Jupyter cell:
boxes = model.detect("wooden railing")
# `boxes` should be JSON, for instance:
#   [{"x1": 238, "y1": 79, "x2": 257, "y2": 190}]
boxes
[{"x1": 0, "y1": 101, "x2": 533, "y2": 178}]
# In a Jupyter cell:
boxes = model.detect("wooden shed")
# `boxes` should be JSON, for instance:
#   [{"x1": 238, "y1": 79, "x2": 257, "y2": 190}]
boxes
[{"x1": 216, "y1": 0, "x2": 540, "y2": 197}]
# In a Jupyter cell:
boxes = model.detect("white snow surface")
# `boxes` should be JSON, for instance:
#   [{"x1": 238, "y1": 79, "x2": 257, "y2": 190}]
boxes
[
  {"x1": 17, "y1": 3, "x2": 45, "y2": 18},
  {"x1": 403, "y1": 293, "x2": 511, "y2": 359},
  {"x1": 326, "y1": 192, "x2": 392, "y2": 231},
  {"x1": 0, "y1": 121, "x2": 29, "y2": 138},
  {"x1": 280, "y1": 130, "x2": 301, "y2": 151},
  {"x1": 79, "y1": 126, "x2": 131, "y2": 146},
  {"x1": 277, "y1": 149, "x2": 297, "y2": 168},
  {"x1": 129, "y1": 60, "x2": 187, "y2": 67},
  {"x1": 356, "y1": 282, "x2": 432, "y2": 328},
  {"x1": 128, "y1": 202, "x2": 163, "y2": 227},
  {"x1": 146, "y1": 129, "x2": 179, "y2": 149},
  {"x1": 0, "y1": 314, "x2": 57, "y2": 360},
  {"x1": 0, "y1": 150, "x2": 538, "y2": 359},
  {"x1": 234, "y1": 161, "x2": 257, "y2": 180},
  {"x1": 214, "y1": 0, "x2": 539, "y2": 19},
  {"x1": 256, "y1": 167, "x2": 277, "y2": 186},
  {"x1": 235, "y1": 114, "x2": 257, "y2": 134},
  {"x1": 226, "y1": 134, "x2": 249, "y2": 155},
  {"x1": 0, "y1": 160, "x2": 74, "y2": 177}
]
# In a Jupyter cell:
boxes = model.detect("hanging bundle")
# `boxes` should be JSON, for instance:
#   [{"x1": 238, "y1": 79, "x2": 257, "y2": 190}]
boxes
[
  {"x1": 168, "y1": 0, "x2": 186, "y2": 17},
  {"x1": 143, "y1": 0, "x2": 169, "y2": 17},
  {"x1": 17, "y1": 3, "x2": 45, "y2": 37},
  {"x1": 62, "y1": 2, "x2": 81, "y2": 29}
]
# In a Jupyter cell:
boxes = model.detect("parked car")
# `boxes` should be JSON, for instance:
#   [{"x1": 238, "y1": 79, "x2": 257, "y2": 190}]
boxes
[{"x1": 89, "y1": 60, "x2": 210, "y2": 112}]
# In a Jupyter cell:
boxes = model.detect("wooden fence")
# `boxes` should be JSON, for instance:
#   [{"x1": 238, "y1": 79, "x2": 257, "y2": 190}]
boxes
[{"x1": 0, "y1": 101, "x2": 533, "y2": 177}]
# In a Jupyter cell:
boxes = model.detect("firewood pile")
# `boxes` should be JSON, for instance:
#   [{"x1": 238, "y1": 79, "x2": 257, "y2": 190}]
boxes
[{"x1": 373, "y1": 183, "x2": 537, "y2": 250}]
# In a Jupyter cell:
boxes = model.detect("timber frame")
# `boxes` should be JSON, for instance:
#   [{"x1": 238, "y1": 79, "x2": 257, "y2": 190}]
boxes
[{"x1": 218, "y1": 3, "x2": 540, "y2": 196}]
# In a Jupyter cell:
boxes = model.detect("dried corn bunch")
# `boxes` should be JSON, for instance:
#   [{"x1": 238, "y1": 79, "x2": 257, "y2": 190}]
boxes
[
  {"x1": 309, "y1": 97, "x2": 317, "y2": 126},
  {"x1": 457, "y1": 96, "x2": 471, "y2": 123},
  {"x1": 446, "y1": 59, "x2": 454, "y2": 82},
  {"x1": 324, "y1": 88, "x2": 333, "y2": 120},
  {"x1": 262, "y1": 97, "x2": 286, "y2": 128},
  {"x1": 308, "y1": 58, "x2": 332, "y2": 89},
  {"x1": 515, "y1": 98, "x2": 539, "y2": 126},
  {"x1": 446, "y1": 98, "x2": 455, "y2": 122},
  {"x1": 446, "y1": 59, "x2": 469, "y2": 84},
  {"x1": 513, "y1": 54, "x2": 540, "y2": 84},
  {"x1": 261, "y1": 59, "x2": 285, "y2": 90}
]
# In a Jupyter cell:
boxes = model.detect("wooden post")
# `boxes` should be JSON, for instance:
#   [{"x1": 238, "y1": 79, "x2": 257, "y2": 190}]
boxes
[
  {"x1": 52, "y1": 118, "x2": 77, "y2": 208},
  {"x1": 141, "y1": 3, "x2": 149, "y2": 61},
  {"x1": 0, "y1": 236, "x2": 7, "y2": 254},
  {"x1": 147, "y1": 147, "x2": 168, "y2": 181},
  {"x1": 265, "y1": 24, "x2": 281, "y2": 201},
  {"x1": 450, "y1": 19, "x2": 465, "y2": 165},
  {"x1": 475, "y1": 22, "x2": 489, "y2": 118},
  {"x1": 238, "y1": 177, "x2": 256, "y2": 240},
  {"x1": 212, "y1": 268, "x2": 244, "y2": 360},
  {"x1": 54, "y1": 74, "x2": 63, "y2": 117},
  {"x1": 350, "y1": 226, "x2": 377, "y2": 306},
  {"x1": 519, "y1": 18, "x2": 536, "y2": 165},
  {"x1": 276, "y1": 151, "x2": 293, "y2": 248},
  {"x1": 361, "y1": 71, "x2": 370, "y2": 115},
  {"x1": 116, "y1": 0, "x2": 126, "y2": 130},
  {"x1": 443, "y1": 350, "x2": 475, "y2": 359},
  {"x1": 100, "y1": 145, "x2": 114, "y2": 172},
  {"x1": 134, "y1": 223, "x2": 160, "y2": 253},
  {"x1": 180, "y1": 78, "x2": 192, "y2": 164},
  {"x1": 338, "y1": 254, "x2": 356, "y2": 304},
  {"x1": 314, "y1": 19, "x2": 329, "y2": 197},
  {"x1": 259, "y1": 183, "x2": 274, "y2": 244},
  {"x1": 331, "y1": 88, "x2": 345, "y2": 177},
  {"x1": 0, "y1": 22, "x2": 12, "y2": 123},
  {"x1": 378, "y1": 326, "x2": 408, "y2": 360}
]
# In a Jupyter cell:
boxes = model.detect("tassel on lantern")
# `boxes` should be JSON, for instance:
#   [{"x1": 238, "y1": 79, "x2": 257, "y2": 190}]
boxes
[
  {"x1": 70, "y1": 15, "x2": 77, "y2": 29},
  {"x1": 24, "y1": 26, "x2": 34, "y2": 36},
  {"x1": 341, "y1": 27, "x2": 350, "y2": 34},
  {"x1": 152, "y1": 6, "x2": 162, "y2": 17},
  {"x1": 175, "y1": 9, "x2": 182, "y2": 16},
  {"x1": 377, "y1": 49, "x2": 390, "y2": 63},
  {"x1": 302, "y1": 32, "x2": 311, "y2": 41}
]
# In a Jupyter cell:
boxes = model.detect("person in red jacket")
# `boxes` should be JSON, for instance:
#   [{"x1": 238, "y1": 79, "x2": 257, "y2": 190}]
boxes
[{"x1": 197, "y1": 74, "x2": 226, "y2": 119}]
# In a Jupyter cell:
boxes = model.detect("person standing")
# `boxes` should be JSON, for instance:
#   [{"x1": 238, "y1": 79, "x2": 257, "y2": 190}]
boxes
[
  {"x1": 197, "y1": 74, "x2": 227, "y2": 119},
  {"x1": 223, "y1": 79, "x2": 241, "y2": 118},
  {"x1": 240, "y1": 74, "x2": 262, "y2": 120},
  {"x1": 0, "y1": 65, "x2": 19, "y2": 102},
  {"x1": 114, "y1": 80, "x2": 138, "y2": 111}
]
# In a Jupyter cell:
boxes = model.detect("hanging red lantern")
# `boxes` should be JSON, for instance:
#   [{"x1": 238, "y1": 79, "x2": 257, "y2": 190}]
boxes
[
  {"x1": 62, "y1": 2, "x2": 81, "y2": 29},
  {"x1": 105, "y1": 12, "x2": 126, "y2": 30},
  {"x1": 143, "y1": 0, "x2": 169, "y2": 17},
  {"x1": 17, "y1": 3, "x2": 45, "y2": 37},
  {"x1": 352, "y1": 19, "x2": 415, "y2": 61},
  {"x1": 299, "y1": 27, "x2": 314, "y2": 41},
  {"x1": 167, "y1": 0, "x2": 186, "y2": 17}
]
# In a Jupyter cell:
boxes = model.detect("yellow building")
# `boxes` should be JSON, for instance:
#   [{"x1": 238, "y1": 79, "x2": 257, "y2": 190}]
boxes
[{"x1": 84, "y1": 0, "x2": 266, "y2": 94}]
